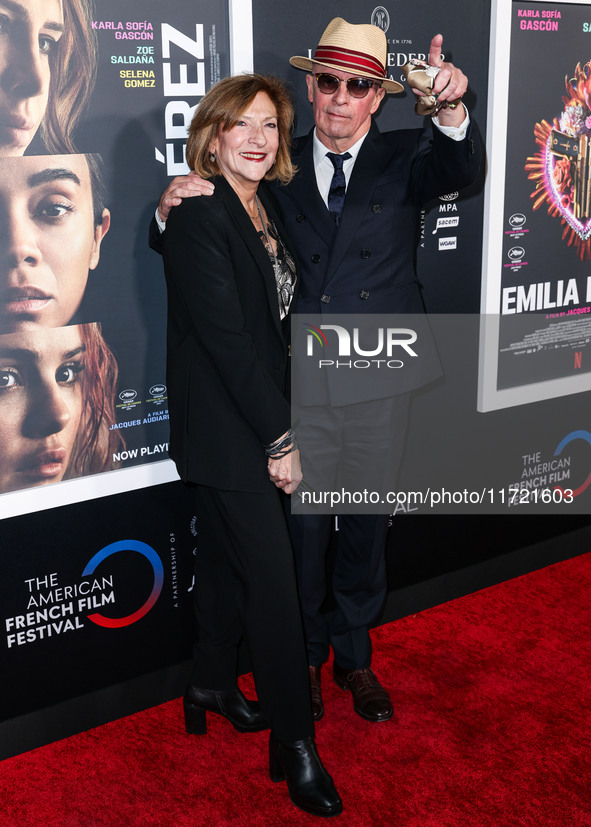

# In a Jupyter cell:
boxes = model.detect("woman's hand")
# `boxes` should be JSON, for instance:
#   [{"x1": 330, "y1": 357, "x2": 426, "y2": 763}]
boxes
[{"x1": 268, "y1": 448, "x2": 303, "y2": 495}]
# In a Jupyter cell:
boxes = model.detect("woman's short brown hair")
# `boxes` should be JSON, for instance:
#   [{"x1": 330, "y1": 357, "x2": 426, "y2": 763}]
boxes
[{"x1": 185, "y1": 74, "x2": 296, "y2": 185}]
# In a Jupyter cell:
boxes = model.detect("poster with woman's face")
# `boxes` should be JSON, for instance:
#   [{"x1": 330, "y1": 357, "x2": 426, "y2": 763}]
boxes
[
  {"x1": 0, "y1": 154, "x2": 109, "y2": 331},
  {"x1": 0, "y1": 0, "x2": 63, "y2": 156},
  {"x1": 0, "y1": 325, "x2": 84, "y2": 492},
  {"x1": 0, "y1": 322, "x2": 124, "y2": 494},
  {"x1": 0, "y1": 0, "x2": 97, "y2": 157},
  {"x1": 0, "y1": 1, "x2": 240, "y2": 736},
  {"x1": 0, "y1": 0, "x2": 234, "y2": 514}
]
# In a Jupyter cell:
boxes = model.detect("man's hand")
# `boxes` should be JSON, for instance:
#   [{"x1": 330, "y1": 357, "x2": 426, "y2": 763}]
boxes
[
  {"x1": 268, "y1": 448, "x2": 303, "y2": 495},
  {"x1": 418, "y1": 34, "x2": 468, "y2": 128},
  {"x1": 157, "y1": 171, "x2": 215, "y2": 222}
]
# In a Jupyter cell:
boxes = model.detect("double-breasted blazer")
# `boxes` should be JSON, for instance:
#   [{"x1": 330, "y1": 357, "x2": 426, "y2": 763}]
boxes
[
  {"x1": 277, "y1": 120, "x2": 482, "y2": 404},
  {"x1": 274, "y1": 120, "x2": 481, "y2": 316},
  {"x1": 162, "y1": 176, "x2": 294, "y2": 492}
]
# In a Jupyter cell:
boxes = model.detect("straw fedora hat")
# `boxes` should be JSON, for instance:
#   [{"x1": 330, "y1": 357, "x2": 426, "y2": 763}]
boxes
[{"x1": 289, "y1": 17, "x2": 403, "y2": 94}]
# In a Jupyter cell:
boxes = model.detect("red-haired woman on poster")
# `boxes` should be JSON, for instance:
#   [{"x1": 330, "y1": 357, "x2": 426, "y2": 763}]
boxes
[{"x1": 0, "y1": 322, "x2": 122, "y2": 494}]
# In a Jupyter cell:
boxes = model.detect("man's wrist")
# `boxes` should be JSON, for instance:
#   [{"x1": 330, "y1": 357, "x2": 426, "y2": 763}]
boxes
[
  {"x1": 155, "y1": 207, "x2": 166, "y2": 233},
  {"x1": 432, "y1": 104, "x2": 470, "y2": 140}
]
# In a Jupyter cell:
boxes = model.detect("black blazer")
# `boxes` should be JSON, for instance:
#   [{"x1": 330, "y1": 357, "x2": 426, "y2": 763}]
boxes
[{"x1": 162, "y1": 176, "x2": 293, "y2": 491}]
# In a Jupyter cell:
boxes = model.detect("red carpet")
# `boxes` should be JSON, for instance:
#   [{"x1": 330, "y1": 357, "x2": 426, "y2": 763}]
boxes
[{"x1": 2, "y1": 552, "x2": 591, "y2": 826}]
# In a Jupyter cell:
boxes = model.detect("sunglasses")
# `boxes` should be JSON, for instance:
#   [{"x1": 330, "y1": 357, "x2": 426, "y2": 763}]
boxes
[{"x1": 314, "y1": 73, "x2": 380, "y2": 99}]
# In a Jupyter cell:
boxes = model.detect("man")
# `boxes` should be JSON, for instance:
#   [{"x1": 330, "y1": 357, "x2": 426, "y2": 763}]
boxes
[{"x1": 151, "y1": 18, "x2": 481, "y2": 724}]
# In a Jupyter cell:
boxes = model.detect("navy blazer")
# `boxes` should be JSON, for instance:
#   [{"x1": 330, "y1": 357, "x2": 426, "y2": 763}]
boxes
[
  {"x1": 278, "y1": 120, "x2": 481, "y2": 404},
  {"x1": 162, "y1": 176, "x2": 293, "y2": 491},
  {"x1": 274, "y1": 120, "x2": 481, "y2": 316}
]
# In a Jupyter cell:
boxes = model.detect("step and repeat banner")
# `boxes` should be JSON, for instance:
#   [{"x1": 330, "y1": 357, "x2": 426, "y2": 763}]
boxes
[
  {"x1": 0, "y1": 0, "x2": 240, "y2": 518},
  {"x1": 1, "y1": 0, "x2": 589, "y2": 751}
]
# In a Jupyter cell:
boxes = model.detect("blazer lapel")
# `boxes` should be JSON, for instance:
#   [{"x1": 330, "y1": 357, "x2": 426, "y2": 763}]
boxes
[
  {"x1": 259, "y1": 184, "x2": 300, "y2": 307},
  {"x1": 217, "y1": 177, "x2": 284, "y2": 337},
  {"x1": 289, "y1": 131, "x2": 335, "y2": 243}
]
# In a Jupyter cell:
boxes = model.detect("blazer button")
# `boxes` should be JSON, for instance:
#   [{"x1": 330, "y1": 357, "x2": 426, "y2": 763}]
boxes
[
  {"x1": 361, "y1": 249, "x2": 371, "y2": 259},
  {"x1": 311, "y1": 254, "x2": 321, "y2": 263},
  {"x1": 372, "y1": 204, "x2": 382, "y2": 214},
  {"x1": 321, "y1": 294, "x2": 331, "y2": 303},
  {"x1": 360, "y1": 290, "x2": 370, "y2": 300},
  {"x1": 296, "y1": 214, "x2": 306, "y2": 223}
]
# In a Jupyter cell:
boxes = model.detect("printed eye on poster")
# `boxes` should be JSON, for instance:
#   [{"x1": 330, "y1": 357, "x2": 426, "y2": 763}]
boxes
[
  {"x1": 479, "y1": 0, "x2": 591, "y2": 410},
  {"x1": 0, "y1": 0, "x2": 253, "y2": 521}
]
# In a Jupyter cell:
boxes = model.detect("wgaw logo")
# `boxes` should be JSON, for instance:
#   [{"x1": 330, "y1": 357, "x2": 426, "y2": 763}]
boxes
[
  {"x1": 305, "y1": 323, "x2": 418, "y2": 369},
  {"x1": 438, "y1": 236, "x2": 457, "y2": 250}
]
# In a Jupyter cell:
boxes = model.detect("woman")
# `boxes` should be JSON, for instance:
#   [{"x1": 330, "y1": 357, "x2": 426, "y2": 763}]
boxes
[
  {"x1": 162, "y1": 74, "x2": 342, "y2": 818},
  {"x1": 0, "y1": 321, "x2": 122, "y2": 493},
  {"x1": 66, "y1": 320, "x2": 123, "y2": 477},
  {"x1": 0, "y1": 153, "x2": 110, "y2": 333},
  {"x1": 0, "y1": 0, "x2": 96, "y2": 156}
]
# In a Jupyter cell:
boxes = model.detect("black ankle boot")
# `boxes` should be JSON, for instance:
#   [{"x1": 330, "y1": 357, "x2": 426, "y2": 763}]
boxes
[
  {"x1": 183, "y1": 686, "x2": 268, "y2": 734},
  {"x1": 269, "y1": 734, "x2": 343, "y2": 817}
]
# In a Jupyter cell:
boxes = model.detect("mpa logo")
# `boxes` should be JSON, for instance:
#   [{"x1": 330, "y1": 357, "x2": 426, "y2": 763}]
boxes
[
  {"x1": 119, "y1": 388, "x2": 137, "y2": 402},
  {"x1": 149, "y1": 384, "x2": 166, "y2": 396},
  {"x1": 304, "y1": 323, "x2": 418, "y2": 369},
  {"x1": 508, "y1": 246, "x2": 525, "y2": 261},
  {"x1": 82, "y1": 540, "x2": 164, "y2": 628},
  {"x1": 371, "y1": 6, "x2": 390, "y2": 32},
  {"x1": 509, "y1": 213, "x2": 527, "y2": 229},
  {"x1": 439, "y1": 192, "x2": 458, "y2": 202}
]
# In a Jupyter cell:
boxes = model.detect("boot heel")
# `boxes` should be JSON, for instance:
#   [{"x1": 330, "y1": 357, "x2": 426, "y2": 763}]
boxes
[
  {"x1": 269, "y1": 737, "x2": 285, "y2": 783},
  {"x1": 183, "y1": 700, "x2": 207, "y2": 735}
]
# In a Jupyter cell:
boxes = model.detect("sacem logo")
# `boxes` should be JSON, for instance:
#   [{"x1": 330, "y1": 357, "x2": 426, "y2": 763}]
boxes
[
  {"x1": 119, "y1": 388, "x2": 137, "y2": 402},
  {"x1": 508, "y1": 246, "x2": 525, "y2": 261},
  {"x1": 150, "y1": 384, "x2": 167, "y2": 396},
  {"x1": 509, "y1": 213, "x2": 527, "y2": 229},
  {"x1": 432, "y1": 216, "x2": 460, "y2": 234},
  {"x1": 82, "y1": 540, "x2": 164, "y2": 628},
  {"x1": 371, "y1": 7, "x2": 390, "y2": 32}
]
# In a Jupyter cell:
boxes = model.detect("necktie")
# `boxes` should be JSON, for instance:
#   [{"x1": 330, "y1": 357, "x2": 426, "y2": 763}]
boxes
[{"x1": 326, "y1": 151, "x2": 351, "y2": 227}]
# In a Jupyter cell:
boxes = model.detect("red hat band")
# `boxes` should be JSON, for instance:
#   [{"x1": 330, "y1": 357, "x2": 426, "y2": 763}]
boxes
[{"x1": 313, "y1": 45, "x2": 386, "y2": 78}]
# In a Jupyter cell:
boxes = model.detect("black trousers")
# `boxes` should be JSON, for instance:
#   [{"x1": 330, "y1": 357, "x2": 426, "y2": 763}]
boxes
[
  {"x1": 288, "y1": 393, "x2": 411, "y2": 669},
  {"x1": 189, "y1": 484, "x2": 313, "y2": 742}
]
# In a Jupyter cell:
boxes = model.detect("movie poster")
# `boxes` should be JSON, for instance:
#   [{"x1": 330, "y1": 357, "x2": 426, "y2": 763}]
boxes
[
  {"x1": 0, "y1": 0, "x2": 248, "y2": 519},
  {"x1": 480, "y1": 0, "x2": 591, "y2": 410}
]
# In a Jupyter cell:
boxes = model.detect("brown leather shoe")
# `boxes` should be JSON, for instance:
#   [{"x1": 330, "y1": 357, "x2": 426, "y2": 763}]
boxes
[
  {"x1": 308, "y1": 665, "x2": 324, "y2": 722},
  {"x1": 333, "y1": 664, "x2": 393, "y2": 722}
]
